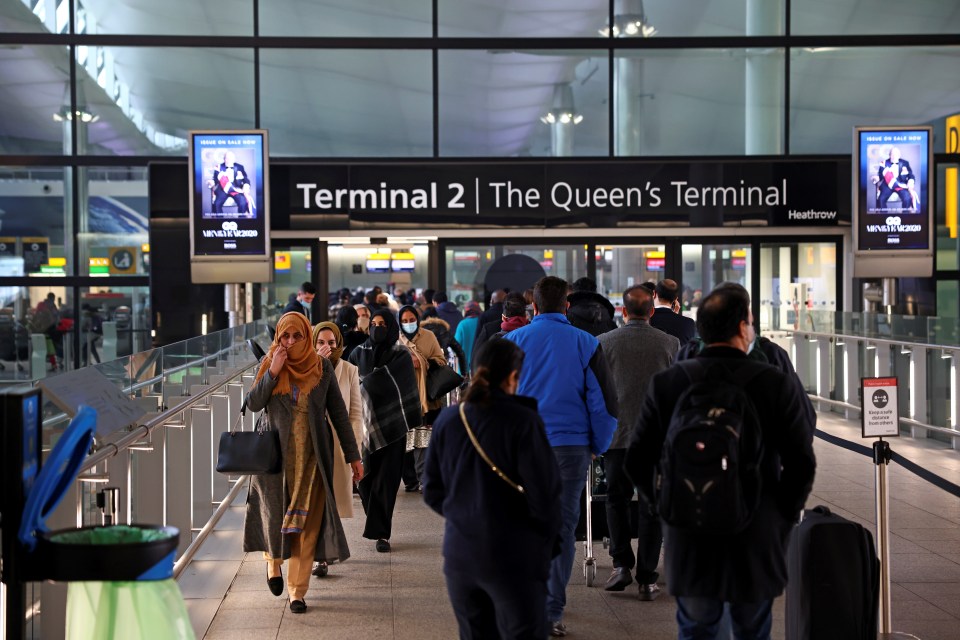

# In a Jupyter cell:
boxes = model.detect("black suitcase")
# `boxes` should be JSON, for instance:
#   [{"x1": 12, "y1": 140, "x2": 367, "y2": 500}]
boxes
[{"x1": 785, "y1": 505, "x2": 880, "y2": 640}]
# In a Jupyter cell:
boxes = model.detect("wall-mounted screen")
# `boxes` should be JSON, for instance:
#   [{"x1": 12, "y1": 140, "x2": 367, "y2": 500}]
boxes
[
  {"x1": 391, "y1": 252, "x2": 415, "y2": 272},
  {"x1": 854, "y1": 126, "x2": 932, "y2": 253},
  {"x1": 189, "y1": 130, "x2": 270, "y2": 260},
  {"x1": 366, "y1": 255, "x2": 391, "y2": 273}
]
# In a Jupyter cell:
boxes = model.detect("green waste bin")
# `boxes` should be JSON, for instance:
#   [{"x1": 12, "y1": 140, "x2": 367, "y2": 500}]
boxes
[{"x1": 18, "y1": 406, "x2": 195, "y2": 640}]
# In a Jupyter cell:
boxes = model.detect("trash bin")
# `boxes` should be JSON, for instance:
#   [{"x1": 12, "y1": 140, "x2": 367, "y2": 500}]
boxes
[{"x1": 17, "y1": 405, "x2": 195, "y2": 640}]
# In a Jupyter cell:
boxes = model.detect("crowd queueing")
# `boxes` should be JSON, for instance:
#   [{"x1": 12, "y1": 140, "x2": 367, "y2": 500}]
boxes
[{"x1": 242, "y1": 276, "x2": 817, "y2": 640}]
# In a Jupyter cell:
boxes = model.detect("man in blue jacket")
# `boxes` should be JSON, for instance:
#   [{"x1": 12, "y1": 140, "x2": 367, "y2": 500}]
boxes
[{"x1": 506, "y1": 276, "x2": 618, "y2": 637}]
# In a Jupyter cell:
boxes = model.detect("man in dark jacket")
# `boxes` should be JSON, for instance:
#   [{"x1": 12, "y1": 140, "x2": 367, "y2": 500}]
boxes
[
  {"x1": 596, "y1": 285, "x2": 678, "y2": 600},
  {"x1": 478, "y1": 289, "x2": 506, "y2": 327},
  {"x1": 650, "y1": 279, "x2": 696, "y2": 346},
  {"x1": 491, "y1": 293, "x2": 529, "y2": 340},
  {"x1": 433, "y1": 291, "x2": 463, "y2": 334},
  {"x1": 282, "y1": 282, "x2": 316, "y2": 322},
  {"x1": 624, "y1": 284, "x2": 816, "y2": 640},
  {"x1": 566, "y1": 277, "x2": 616, "y2": 336},
  {"x1": 473, "y1": 291, "x2": 523, "y2": 351}
]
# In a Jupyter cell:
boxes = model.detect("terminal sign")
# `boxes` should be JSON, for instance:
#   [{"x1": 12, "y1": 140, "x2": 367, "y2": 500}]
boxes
[{"x1": 862, "y1": 377, "x2": 899, "y2": 438}]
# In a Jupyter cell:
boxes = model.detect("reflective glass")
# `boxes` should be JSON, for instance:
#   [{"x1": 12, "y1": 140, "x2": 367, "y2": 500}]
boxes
[
  {"x1": 261, "y1": 49, "x2": 432, "y2": 157},
  {"x1": 681, "y1": 243, "x2": 751, "y2": 321},
  {"x1": 82, "y1": 167, "x2": 149, "y2": 276},
  {"x1": 615, "y1": 48, "x2": 783, "y2": 156},
  {"x1": 790, "y1": 47, "x2": 960, "y2": 154},
  {"x1": 261, "y1": 0, "x2": 430, "y2": 36},
  {"x1": 80, "y1": 285, "x2": 152, "y2": 361},
  {"x1": 759, "y1": 242, "x2": 838, "y2": 333},
  {"x1": 439, "y1": 1, "x2": 608, "y2": 37},
  {"x1": 596, "y1": 244, "x2": 666, "y2": 297},
  {"x1": 328, "y1": 245, "x2": 429, "y2": 298},
  {"x1": 76, "y1": 47, "x2": 255, "y2": 155},
  {"x1": 266, "y1": 246, "x2": 312, "y2": 322},
  {"x1": 74, "y1": 0, "x2": 253, "y2": 35},
  {"x1": 439, "y1": 51, "x2": 608, "y2": 157},
  {"x1": 936, "y1": 163, "x2": 959, "y2": 271},
  {"x1": 0, "y1": 45, "x2": 70, "y2": 154},
  {"x1": 0, "y1": 166, "x2": 71, "y2": 274},
  {"x1": 792, "y1": 0, "x2": 960, "y2": 35}
]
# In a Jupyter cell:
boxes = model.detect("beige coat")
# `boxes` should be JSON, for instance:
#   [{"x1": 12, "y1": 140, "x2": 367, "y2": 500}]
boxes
[
  {"x1": 328, "y1": 358, "x2": 363, "y2": 518},
  {"x1": 400, "y1": 328, "x2": 448, "y2": 413}
]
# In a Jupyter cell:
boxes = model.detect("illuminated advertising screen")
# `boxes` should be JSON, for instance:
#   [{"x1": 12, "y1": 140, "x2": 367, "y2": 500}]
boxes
[
  {"x1": 854, "y1": 126, "x2": 932, "y2": 253},
  {"x1": 189, "y1": 130, "x2": 270, "y2": 259}
]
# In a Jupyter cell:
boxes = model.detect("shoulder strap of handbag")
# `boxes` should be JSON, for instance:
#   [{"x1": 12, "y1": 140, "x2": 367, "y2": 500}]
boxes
[
  {"x1": 458, "y1": 403, "x2": 524, "y2": 494},
  {"x1": 233, "y1": 398, "x2": 269, "y2": 434}
]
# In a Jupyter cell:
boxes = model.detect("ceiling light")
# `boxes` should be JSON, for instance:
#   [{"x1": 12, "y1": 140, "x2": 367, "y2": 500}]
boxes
[
  {"x1": 541, "y1": 84, "x2": 584, "y2": 127},
  {"x1": 599, "y1": 8, "x2": 657, "y2": 39},
  {"x1": 52, "y1": 108, "x2": 99, "y2": 123}
]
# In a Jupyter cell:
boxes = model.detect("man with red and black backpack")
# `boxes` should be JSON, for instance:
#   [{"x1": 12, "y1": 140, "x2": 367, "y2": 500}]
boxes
[{"x1": 625, "y1": 284, "x2": 816, "y2": 640}]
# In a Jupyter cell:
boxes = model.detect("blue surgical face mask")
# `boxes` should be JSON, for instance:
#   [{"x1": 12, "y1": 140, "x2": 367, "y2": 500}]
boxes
[{"x1": 401, "y1": 322, "x2": 418, "y2": 335}]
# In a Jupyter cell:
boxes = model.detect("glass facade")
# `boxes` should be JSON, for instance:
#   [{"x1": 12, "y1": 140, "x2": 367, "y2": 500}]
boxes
[{"x1": 0, "y1": 0, "x2": 958, "y2": 374}]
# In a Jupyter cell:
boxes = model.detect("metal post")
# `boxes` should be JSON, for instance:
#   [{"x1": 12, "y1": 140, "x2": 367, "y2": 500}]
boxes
[{"x1": 873, "y1": 439, "x2": 893, "y2": 634}]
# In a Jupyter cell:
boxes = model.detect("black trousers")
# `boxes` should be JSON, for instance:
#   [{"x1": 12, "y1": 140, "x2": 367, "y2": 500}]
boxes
[
  {"x1": 445, "y1": 568, "x2": 548, "y2": 640},
  {"x1": 358, "y1": 438, "x2": 405, "y2": 540},
  {"x1": 213, "y1": 190, "x2": 249, "y2": 213},
  {"x1": 603, "y1": 448, "x2": 663, "y2": 584}
]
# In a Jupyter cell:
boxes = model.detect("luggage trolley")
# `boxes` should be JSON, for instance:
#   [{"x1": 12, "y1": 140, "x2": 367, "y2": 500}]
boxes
[{"x1": 580, "y1": 457, "x2": 608, "y2": 587}]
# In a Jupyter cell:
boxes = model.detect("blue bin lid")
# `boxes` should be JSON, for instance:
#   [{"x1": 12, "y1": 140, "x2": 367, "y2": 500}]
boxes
[{"x1": 18, "y1": 405, "x2": 97, "y2": 552}]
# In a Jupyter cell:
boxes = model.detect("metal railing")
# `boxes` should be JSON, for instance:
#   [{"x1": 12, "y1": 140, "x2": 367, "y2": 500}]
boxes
[
  {"x1": 776, "y1": 327, "x2": 960, "y2": 446},
  {"x1": 25, "y1": 320, "x2": 272, "y2": 638}
]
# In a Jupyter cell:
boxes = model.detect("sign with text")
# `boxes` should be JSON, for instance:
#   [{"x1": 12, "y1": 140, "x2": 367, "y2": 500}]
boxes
[
  {"x1": 862, "y1": 377, "x2": 900, "y2": 438},
  {"x1": 189, "y1": 130, "x2": 270, "y2": 259},
  {"x1": 21, "y1": 237, "x2": 49, "y2": 274},
  {"x1": 286, "y1": 159, "x2": 849, "y2": 227},
  {"x1": 853, "y1": 126, "x2": 933, "y2": 254}
]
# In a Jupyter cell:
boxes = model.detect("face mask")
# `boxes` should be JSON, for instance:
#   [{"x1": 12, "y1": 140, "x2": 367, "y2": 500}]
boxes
[
  {"x1": 401, "y1": 322, "x2": 418, "y2": 335},
  {"x1": 370, "y1": 325, "x2": 388, "y2": 343},
  {"x1": 357, "y1": 316, "x2": 370, "y2": 331},
  {"x1": 746, "y1": 338, "x2": 756, "y2": 355},
  {"x1": 301, "y1": 299, "x2": 310, "y2": 309}
]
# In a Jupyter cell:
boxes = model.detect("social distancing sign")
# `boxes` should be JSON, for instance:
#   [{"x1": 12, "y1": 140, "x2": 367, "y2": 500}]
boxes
[{"x1": 862, "y1": 377, "x2": 899, "y2": 438}]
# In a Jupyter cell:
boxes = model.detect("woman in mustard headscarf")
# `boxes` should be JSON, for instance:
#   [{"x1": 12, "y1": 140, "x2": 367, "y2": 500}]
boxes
[
  {"x1": 242, "y1": 312, "x2": 363, "y2": 614},
  {"x1": 309, "y1": 321, "x2": 363, "y2": 578}
]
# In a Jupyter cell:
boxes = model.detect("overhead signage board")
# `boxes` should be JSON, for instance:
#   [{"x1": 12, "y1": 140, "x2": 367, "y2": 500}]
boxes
[
  {"x1": 852, "y1": 126, "x2": 933, "y2": 277},
  {"x1": 189, "y1": 130, "x2": 271, "y2": 283},
  {"x1": 862, "y1": 377, "x2": 900, "y2": 439},
  {"x1": 286, "y1": 159, "x2": 849, "y2": 228}
]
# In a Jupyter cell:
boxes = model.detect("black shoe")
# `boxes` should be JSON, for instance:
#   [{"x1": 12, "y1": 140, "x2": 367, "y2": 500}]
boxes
[
  {"x1": 289, "y1": 599, "x2": 307, "y2": 614},
  {"x1": 312, "y1": 561, "x2": 328, "y2": 578},
  {"x1": 549, "y1": 620, "x2": 568, "y2": 637},
  {"x1": 267, "y1": 566, "x2": 283, "y2": 597},
  {"x1": 603, "y1": 567, "x2": 633, "y2": 592},
  {"x1": 637, "y1": 583, "x2": 661, "y2": 601},
  {"x1": 376, "y1": 538, "x2": 391, "y2": 553},
  {"x1": 404, "y1": 484, "x2": 420, "y2": 492}
]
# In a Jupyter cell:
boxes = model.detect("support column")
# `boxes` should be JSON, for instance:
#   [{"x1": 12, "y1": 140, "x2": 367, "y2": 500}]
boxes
[
  {"x1": 543, "y1": 84, "x2": 581, "y2": 157},
  {"x1": 224, "y1": 284, "x2": 242, "y2": 328},
  {"x1": 611, "y1": 0, "x2": 652, "y2": 156},
  {"x1": 910, "y1": 347, "x2": 927, "y2": 438},
  {"x1": 745, "y1": 0, "x2": 783, "y2": 155}
]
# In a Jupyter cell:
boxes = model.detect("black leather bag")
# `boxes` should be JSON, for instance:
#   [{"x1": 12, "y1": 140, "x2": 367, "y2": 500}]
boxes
[
  {"x1": 216, "y1": 403, "x2": 281, "y2": 475},
  {"x1": 426, "y1": 362, "x2": 464, "y2": 401}
]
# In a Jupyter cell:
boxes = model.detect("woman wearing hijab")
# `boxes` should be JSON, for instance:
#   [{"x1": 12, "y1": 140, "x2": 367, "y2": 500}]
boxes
[
  {"x1": 348, "y1": 308, "x2": 422, "y2": 553},
  {"x1": 398, "y1": 304, "x2": 449, "y2": 491},
  {"x1": 334, "y1": 305, "x2": 368, "y2": 361},
  {"x1": 242, "y1": 312, "x2": 363, "y2": 614},
  {"x1": 310, "y1": 321, "x2": 364, "y2": 578}
]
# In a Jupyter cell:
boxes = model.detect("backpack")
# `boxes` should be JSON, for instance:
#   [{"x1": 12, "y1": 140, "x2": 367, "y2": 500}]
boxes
[{"x1": 655, "y1": 359, "x2": 769, "y2": 534}]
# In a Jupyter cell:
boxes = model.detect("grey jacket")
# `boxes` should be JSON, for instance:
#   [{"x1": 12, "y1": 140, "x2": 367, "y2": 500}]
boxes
[
  {"x1": 242, "y1": 358, "x2": 361, "y2": 562},
  {"x1": 597, "y1": 318, "x2": 679, "y2": 449}
]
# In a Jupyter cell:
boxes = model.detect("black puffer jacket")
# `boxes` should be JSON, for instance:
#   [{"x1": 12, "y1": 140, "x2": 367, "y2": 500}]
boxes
[
  {"x1": 566, "y1": 291, "x2": 617, "y2": 336},
  {"x1": 420, "y1": 317, "x2": 468, "y2": 374}
]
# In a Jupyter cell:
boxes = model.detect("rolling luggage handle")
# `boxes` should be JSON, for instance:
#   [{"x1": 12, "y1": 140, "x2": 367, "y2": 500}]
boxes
[{"x1": 583, "y1": 466, "x2": 596, "y2": 587}]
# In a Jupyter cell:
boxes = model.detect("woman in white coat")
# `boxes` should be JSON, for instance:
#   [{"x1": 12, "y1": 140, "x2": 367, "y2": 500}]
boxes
[{"x1": 311, "y1": 321, "x2": 364, "y2": 577}]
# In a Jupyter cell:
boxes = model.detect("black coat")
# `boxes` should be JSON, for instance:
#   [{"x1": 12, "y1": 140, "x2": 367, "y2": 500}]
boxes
[
  {"x1": 472, "y1": 319, "x2": 502, "y2": 352},
  {"x1": 566, "y1": 291, "x2": 616, "y2": 336},
  {"x1": 478, "y1": 302, "x2": 504, "y2": 329},
  {"x1": 281, "y1": 300, "x2": 310, "y2": 322},
  {"x1": 649, "y1": 307, "x2": 696, "y2": 346},
  {"x1": 423, "y1": 390, "x2": 561, "y2": 581},
  {"x1": 420, "y1": 317, "x2": 468, "y2": 374},
  {"x1": 624, "y1": 346, "x2": 816, "y2": 602}
]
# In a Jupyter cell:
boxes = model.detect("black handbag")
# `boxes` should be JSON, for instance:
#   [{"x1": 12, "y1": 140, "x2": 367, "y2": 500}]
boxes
[
  {"x1": 216, "y1": 402, "x2": 281, "y2": 475},
  {"x1": 426, "y1": 362, "x2": 464, "y2": 401}
]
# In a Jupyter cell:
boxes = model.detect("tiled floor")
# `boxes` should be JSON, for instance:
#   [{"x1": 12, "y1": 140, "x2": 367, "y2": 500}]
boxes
[{"x1": 183, "y1": 411, "x2": 960, "y2": 639}]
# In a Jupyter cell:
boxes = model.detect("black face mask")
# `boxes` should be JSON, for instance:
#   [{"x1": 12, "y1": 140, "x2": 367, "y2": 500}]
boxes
[{"x1": 370, "y1": 325, "x2": 388, "y2": 343}]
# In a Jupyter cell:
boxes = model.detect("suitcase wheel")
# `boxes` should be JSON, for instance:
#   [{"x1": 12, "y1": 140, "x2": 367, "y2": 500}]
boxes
[
  {"x1": 602, "y1": 537, "x2": 610, "y2": 550},
  {"x1": 583, "y1": 558, "x2": 596, "y2": 587}
]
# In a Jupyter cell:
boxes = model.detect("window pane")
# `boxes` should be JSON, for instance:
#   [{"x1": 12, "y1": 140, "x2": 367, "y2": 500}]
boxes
[
  {"x1": 261, "y1": 0, "x2": 430, "y2": 37},
  {"x1": 80, "y1": 285, "x2": 153, "y2": 360},
  {"x1": 261, "y1": 50, "x2": 432, "y2": 157},
  {"x1": 790, "y1": 47, "x2": 960, "y2": 154},
  {"x1": 937, "y1": 163, "x2": 959, "y2": 271},
  {"x1": 327, "y1": 245, "x2": 429, "y2": 297},
  {"x1": 440, "y1": 1, "x2": 607, "y2": 37},
  {"x1": 77, "y1": 47, "x2": 255, "y2": 155},
  {"x1": 682, "y1": 243, "x2": 751, "y2": 320},
  {"x1": 759, "y1": 242, "x2": 837, "y2": 332},
  {"x1": 0, "y1": 45, "x2": 69, "y2": 154},
  {"x1": 596, "y1": 244, "x2": 665, "y2": 296},
  {"x1": 0, "y1": 167, "x2": 71, "y2": 275},
  {"x1": 82, "y1": 167, "x2": 150, "y2": 276},
  {"x1": 439, "y1": 51, "x2": 608, "y2": 157},
  {"x1": 615, "y1": 48, "x2": 783, "y2": 156},
  {"x1": 75, "y1": 0, "x2": 253, "y2": 35},
  {"x1": 792, "y1": 0, "x2": 960, "y2": 36}
]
